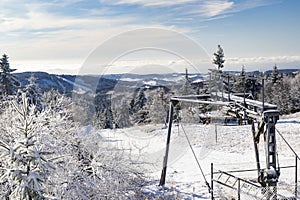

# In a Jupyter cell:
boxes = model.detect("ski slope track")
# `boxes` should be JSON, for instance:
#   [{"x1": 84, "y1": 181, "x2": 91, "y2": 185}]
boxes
[{"x1": 56, "y1": 75, "x2": 92, "y2": 93}]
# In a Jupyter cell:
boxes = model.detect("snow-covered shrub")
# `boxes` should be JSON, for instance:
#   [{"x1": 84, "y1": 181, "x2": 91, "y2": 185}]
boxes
[
  {"x1": 41, "y1": 92, "x2": 148, "y2": 199},
  {"x1": 72, "y1": 130, "x2": 148, "y2": 199},
  {"x1": 0, "y1": 91, "x2": 149, "y2": 199},
  {"x1": 0, "y1": 92, "x2": 78, "y2": 199},
  {"x1": 0, "y1": 94, "x2": 55, "y2": 199}
]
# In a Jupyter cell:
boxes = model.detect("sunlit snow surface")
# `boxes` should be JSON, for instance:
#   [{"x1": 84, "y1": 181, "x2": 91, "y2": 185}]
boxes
[{"x1": 94, "y1": 113, "x2": 300, "y2": 199}]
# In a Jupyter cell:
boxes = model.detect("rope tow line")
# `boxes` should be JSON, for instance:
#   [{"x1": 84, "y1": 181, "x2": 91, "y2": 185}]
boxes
[{"x1": 179, "y1": 122, "x2": 212, "y2": 192}]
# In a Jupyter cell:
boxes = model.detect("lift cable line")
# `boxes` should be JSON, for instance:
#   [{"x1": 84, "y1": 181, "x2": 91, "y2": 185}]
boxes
[
  {"x1": 179, "y1": 122, "x2": 212, "y2": 192},
  {"x1": 276, "y1": 128, "x2": 300, "y2": 160}
]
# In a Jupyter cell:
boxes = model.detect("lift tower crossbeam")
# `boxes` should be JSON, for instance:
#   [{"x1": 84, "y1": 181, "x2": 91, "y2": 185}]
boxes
[{"x1": 159, "y1": 94, "x2": 281, "y2": 196}]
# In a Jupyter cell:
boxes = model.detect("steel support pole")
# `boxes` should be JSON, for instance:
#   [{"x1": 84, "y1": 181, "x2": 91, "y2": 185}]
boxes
[
  {"x1": 262, "y1": 78, "x2": 265, "y2": 112},
  {"x1": 211, "y1": 163, "x2": 214, "y2": 200},
  {"x1": 243, "y1": 77, "x2": 246, "y2": 107},
  {"x1": 209, "y1": 73, "x2": 212, "y2": 96},
  {"x1": 228, "y1": 75, "x2": 230, "y2": 102},
  {"x1": 296, "y1": 156, "x2": 298, "y2": 198},
  {"x1": 159, "y1": 101, "x2": 175, "y2": 186},
  {"x1": 252, "y1": 122, "x2": 261, "y2": 180},
  {"x1": 238, "y1": 179, "x2": 241, "y2": 200}
]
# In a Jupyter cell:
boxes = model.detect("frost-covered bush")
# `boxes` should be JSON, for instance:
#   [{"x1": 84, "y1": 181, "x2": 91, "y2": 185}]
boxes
[
  {"x1": 0, "y1": 92, "x2": 148, "y2": 199},
  {"x1": 0, "y1": 94, "x2": 55, "y2": 199},
  {"x1": 74, "y1": 131, "x2": 147, "y2": 199}
]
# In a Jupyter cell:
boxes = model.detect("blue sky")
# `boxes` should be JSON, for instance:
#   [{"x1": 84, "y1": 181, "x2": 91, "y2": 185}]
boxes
[{"x1": 1, "y1": 0, "x2": 299, "y2": 74}]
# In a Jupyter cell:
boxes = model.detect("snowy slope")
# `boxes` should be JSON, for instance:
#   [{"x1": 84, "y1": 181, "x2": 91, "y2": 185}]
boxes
[
  {"x1": 56, "y1": 76, "x2": 92, "y2": 93},
  {"x1": 15, "y1": 72, "x2": 74, "y2": 92},
  {"x1": 95, "y1": 114, "x2": 300, "y2": 199}
]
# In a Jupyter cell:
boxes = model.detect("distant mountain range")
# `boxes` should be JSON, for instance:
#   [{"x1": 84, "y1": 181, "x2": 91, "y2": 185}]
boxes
[
  {"x1": 14, "y1": 68, "x2": 299, "y2": 94},
  {"x1": 14, "y1": 72, "x2": 203, "y2": 94}
]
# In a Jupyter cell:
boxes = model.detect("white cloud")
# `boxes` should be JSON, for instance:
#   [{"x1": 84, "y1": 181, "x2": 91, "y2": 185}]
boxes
[
  {"x1": 104, "y1": 0, "x2": 235, "y2": 18},
  {"x1": 225, "y1": 55, "x2": 300, "y2": 71},
  {"x1": 104, "y1": 0, "x2": 197, "y2": 7},
  {"x1": 12, "y1": 59, "x2": 82, "y2": 74},
  {"x1": 229, "y1": 0, "x2": 278, "y2": 13},
  {"x1": 227, "y1": 56, "x2": 300, "y2": 64},
  {"x1": 0, "y1": 8, "x2": 131, "y2": 34},
  {"x1": 1, "y1": 14, "x2": 133, "y2": 69},
  {"x1": 201, "y1": 1, "x2": 234, "y2": 17},
  {"x1": 0, "y1": 1, "x2": 142, "y2": 65},
  {"x1": 0, "y1": 2, "x2": 195, "y2": 74},
  {"x1": 184, "y1": 0, "x2": 274, "y2": 19}
]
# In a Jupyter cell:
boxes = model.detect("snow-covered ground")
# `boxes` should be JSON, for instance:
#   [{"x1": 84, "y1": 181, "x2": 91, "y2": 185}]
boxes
[{"x1": 91, "y1": 114, "x2": 300, "y2": 199}]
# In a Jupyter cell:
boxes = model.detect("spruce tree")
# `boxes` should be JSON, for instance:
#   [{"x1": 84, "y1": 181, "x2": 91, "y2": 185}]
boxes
[
  {"x1": 24, "y1": 74, "x2": 42, "y2": 110},
  {"x1": 94, "y1": 95, "x2": 114, "y2": 129},
  {"x1": 113, "y1": 100, "x2": 131, "y2": 128},
  {"x1": 178, "y1": 69, "x2": 199, "y2": 123},
  {"x1": 233, "y1": 66, "x2": 246, "y2": 93},
  {"x1": 180, "y1": 68, "x2": 193, "y2": 95},
  {"x1": 240, "y1": 65, "x2": 246, "y2": 77},
  {"x1": 0, "y1": 94, "x2": 55, "y2": 199},
  {"x1": 0, "y1": 54, "x2": 19, "y2": 97},
  {"x1": 290, "y1": 72, "x2": 300, "y2": 112},
  {"x1": 130, "y1": 88, "x2": 147, "y2": 113},
  {"x1": 213, "y1": 45, "x2": 225, "y2": 70},
  {"x1": 247, "y1": 76, "x2": 261, "y2": 100},
  {"x1": 100, "y1": 106, "x2": 114, "y2": 129},
  {"x1": 233, "y1": 66, "x2": 261, "y2": 99},
  {"x1": 130, "y1": 88, "x2": 149, "y2": 124},
  {"x1": 271, "y1": 64, "x2": 281, "y2": 84},
  {"x1": 148, "y1": 88, "x2": 168, "y2": 124}
]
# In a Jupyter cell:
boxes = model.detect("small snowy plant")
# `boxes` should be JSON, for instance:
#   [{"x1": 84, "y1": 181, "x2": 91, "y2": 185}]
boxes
[{"x1": 0, "y1": 93, "x2": 54, "y2": 199}]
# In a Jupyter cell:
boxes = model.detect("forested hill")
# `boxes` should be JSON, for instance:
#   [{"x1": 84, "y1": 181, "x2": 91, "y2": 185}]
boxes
[
  {"x1": 13, "y1": 71, "x2": 205, "y2": 94},
  {"x1": 14, "y1": 69, "x2": 299, "y2": 93}
]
